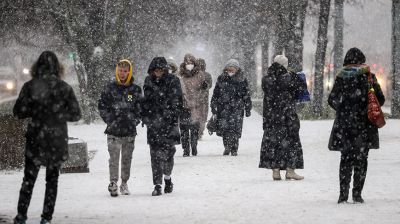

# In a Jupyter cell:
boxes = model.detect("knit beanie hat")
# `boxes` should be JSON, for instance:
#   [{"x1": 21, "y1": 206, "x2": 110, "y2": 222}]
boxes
[
  {"x1": 224, "y1": 59, "x2": 240, "y2": 70},
  {"x1": 274, "y1": 55, "x2": 288, "y2": 70}
]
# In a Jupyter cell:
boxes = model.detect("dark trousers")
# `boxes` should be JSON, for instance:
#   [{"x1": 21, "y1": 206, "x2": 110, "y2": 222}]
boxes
[
  {"x1": 223, "y1": 133, "x2": 239, "y2": 153},
  {"x1": 339, "y1": 148, "x2": 369, "y2": 197},
  {"x1": 180, "y1": 123, "x2": 199, "y2": 154},
  {"x1": 150, "y1": 144, "x2": 176, "y2": 185},
  {"x1": 16, "y1": 157, "x2": 60, "y2": 221}
]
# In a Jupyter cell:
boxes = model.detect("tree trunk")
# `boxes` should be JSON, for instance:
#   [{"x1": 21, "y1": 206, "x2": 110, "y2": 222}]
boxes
[
  {"x1": 333, "y1": 0, "x2": 344, "y2": 76},
  {"x1": 392, "y1": 0, "x2": 400, "y2": 118},
  {"x1": 312, "y1": 0, "x2": 331, "y2": 118}
]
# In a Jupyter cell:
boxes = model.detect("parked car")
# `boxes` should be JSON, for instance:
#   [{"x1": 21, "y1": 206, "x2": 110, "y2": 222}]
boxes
[{"x1": 0, "y1": 66, "x2": 18, "y2": 95}]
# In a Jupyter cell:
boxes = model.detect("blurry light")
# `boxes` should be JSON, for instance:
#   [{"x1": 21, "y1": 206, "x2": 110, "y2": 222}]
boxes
[
  {"x1": 257, "y1": 66, "x2": 262, "y2": 71},
  {"x1": 372, "y1": 64, "x2": 377, "y2": 69},
  {"x1": 6, "y1": 82, "x2": 15, "y2": 90},
  {"x1": 329, "y1": 64, "x2": 334, "y2": 69},
  {"x1": 23, "y1": 68, "x2": 29, "y2": 74},
  {"x1": 169, "y1": 56, "x2": 174, "y2": 60},
  {"x1": 379, "y1": 68, "x2": 384, "y2": 73}
]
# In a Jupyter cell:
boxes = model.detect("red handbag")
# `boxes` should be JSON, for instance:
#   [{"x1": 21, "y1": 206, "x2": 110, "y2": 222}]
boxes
[{"x1": 367, "y1": 73, "x2": 386, "y2": 128}]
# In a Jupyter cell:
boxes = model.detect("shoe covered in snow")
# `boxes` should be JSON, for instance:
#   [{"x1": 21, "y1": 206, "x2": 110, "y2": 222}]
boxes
[
  {"x1": 272, "y1": 169, "x2": 281, "y2": 181},
  {"x1": 120, "y1": 182, "x2": 130, "y2": 195},
  {"x1": 40, "y1": 218, "x2": 51, "y2": 224},
  {"x1": 352, "y1": 195, "x2": 364, "y2": 203},
  {"x1": 108, "y1": 181, "x2": 118, "y2": 197},
  {"x1": 223, "y1": 149, "x2": 230, "y2": 156},
  {"x1": 285, "y1": 168, "x2": 304, "y2": 180},
  {"x1": 152, "y1": 185, "x2": 162, "y2": 196},
  {"x1": 164, "y1": 178, "x2": 173, "y2": 193}
]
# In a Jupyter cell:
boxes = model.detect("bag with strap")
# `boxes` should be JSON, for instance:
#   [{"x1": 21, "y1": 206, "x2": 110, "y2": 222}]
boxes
[{"x1": 367, "y1": 73, "x2": 385, "y2": 128}]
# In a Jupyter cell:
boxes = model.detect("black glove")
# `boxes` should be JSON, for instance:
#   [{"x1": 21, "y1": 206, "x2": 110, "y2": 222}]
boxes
[
  {"x1": 245, "y1": 110, "x2": 251, "y2": 117},
  {"x1": 201, "y1": 81, "x2": 208, "y2": 90}
]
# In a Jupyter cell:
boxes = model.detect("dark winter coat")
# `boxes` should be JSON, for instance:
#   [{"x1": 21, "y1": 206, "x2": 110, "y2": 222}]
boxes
[
  {"x1": 328, "y1": 66, "x2": 385, "y2": 151},
  {"x1": 98, "y1": 81, "x2": 142, "y2": 137},
  {"x1": 13, "y1": 74, "x2": 81, "y2": 166},
  {"x1": 259, "y1": 62, "x2": 306, "y2": 169},
  {"x1": 210, "y1": 69, "x2": 252, "y2": 138},
  {"x1": 142, "y1": 57, "x2": 183, "y2": 146}
]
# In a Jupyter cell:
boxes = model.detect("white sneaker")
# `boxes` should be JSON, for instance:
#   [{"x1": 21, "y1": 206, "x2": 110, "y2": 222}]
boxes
[
  {"x1": 120, "y1": 182, "x2": 130, "y2": 195},
  {"x1": 108, "y1": 182, "x2": 118, "y2": 197}
]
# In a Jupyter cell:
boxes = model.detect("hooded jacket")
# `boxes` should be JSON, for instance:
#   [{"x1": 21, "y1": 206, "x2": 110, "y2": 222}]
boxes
[
  {"x1": 98, "y1": 59, "x2": 142, "y2": 137},
  {"x1": 142, "y1": 57, "x2": 183, "y2": 146},
  {"x1": 328, "y1": 51, "x2": 385, "y2": 151},
  {"x1": 178, "y1": 54, "x2": 206, "y2": 124}
]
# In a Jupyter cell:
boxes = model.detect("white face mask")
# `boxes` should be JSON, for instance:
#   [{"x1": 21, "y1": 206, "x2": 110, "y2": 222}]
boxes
[
  {"x1": 186, "y1": 64, "x2": 194, "y2": 71},
  {"x1": 169, "y1": 69, "x2": 173, "y2": 74},
  {"x1": 228, "y1": 72, "x2": 235, "y2": 76}
]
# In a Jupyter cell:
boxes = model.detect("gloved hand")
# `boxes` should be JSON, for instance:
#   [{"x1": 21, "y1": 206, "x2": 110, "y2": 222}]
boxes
[
  {"x1": 245, "y1": 110, "x2": 251, "y2": 117},
  {"x1": 201, "y1": 81, "x2": 208, "y2": 90}
]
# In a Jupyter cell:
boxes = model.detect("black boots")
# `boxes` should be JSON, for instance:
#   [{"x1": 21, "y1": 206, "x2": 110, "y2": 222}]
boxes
[
  {"x1": 152, "y1": 185, "x2": 162, "y2": 196},
  {"x1": 337, "y1": 192, "x2": 348, "y2": 204},
  {"x1": 164, "y1": 178, "x2": 173, "y2": 193}
]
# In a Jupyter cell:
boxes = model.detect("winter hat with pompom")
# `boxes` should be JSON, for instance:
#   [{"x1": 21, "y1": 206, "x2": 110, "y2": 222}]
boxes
[{"x1": 274, "y1": 55, "x2": 288, "y2": 70}]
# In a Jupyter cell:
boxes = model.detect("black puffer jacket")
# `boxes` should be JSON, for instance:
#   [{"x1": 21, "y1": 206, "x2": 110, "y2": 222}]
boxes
[
  {"x1": 98, "y1": 81, "x2": 142, "y2": 137},
  {"x1": 210, "y1": 69, "x2": 252, "y2": 138},
  {"x1": 142, "y1": 57, "x2": 183, "y2": 146}
]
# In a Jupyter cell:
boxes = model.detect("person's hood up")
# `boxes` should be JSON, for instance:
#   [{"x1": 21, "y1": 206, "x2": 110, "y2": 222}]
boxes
[
  {"x1": 115, "y1": 59, "x2": 133, "y2": 86},
  {"x1": 147, "y1": 57, "x2": 168, "y2": 75},
  {"x1": 343, "y1": 47, "x2": 366, "y2": 66}
]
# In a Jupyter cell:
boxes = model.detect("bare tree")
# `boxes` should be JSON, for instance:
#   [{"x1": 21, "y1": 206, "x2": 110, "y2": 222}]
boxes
[
  {"x1": 312, "y1": 0, "x2": 331, "y2": 118},
  {"x1": 392, "y1": 0, "x2": 400, "y2": 118},
  {"x1": 333, "y1": 0, "x2": 344, "y2": 75}
]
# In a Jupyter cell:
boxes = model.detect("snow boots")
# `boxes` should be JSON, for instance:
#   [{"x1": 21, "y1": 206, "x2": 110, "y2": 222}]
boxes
[
  {"x1": 272, "y1": 169, "x2": 282, "y2": 180},
  {"x1": 285, "y1": 168, "x2": 304, "y2": 180},
  {"x1": 120, "y1": 182, "x2": 130, "y2": 195},
  {"x1": 223, "y1": 149, "x2": 230, "y2": 156},
  {"x1": 164, "y1": 178, "x2": 173, "y2": 193},
  {"x1": 108, "y1": 181, "x2": 118, "y2": 197},
  {"x1": 40, "y1": 218, "x2": 51, "y2": 224},
  {"x1": 152, "y1": 185, "x2": 162, "y2": 196}
]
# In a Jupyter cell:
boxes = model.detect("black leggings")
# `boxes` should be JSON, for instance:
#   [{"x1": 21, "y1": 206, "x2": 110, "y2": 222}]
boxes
[
  {"x1": 180, "y1": 123, "x2": 200, "y2": 154},
  {"x1": 16, "y1": 157, "x2": 60, "y2": 221},
  {"x1": 339, "y1": 148, "x2": 369, "y2": 197}
]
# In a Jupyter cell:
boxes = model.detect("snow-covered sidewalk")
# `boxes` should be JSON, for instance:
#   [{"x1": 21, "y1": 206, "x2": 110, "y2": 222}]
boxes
[{"x1": 1, "y1": 112, "x2": 400, "y2": 224}]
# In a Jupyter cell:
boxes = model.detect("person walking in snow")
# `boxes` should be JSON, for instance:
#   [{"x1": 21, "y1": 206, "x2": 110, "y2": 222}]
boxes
[
  {"x1": 168, "y1": 58, "x2": 192, "y2": 151},
  {"x1": 210, "y1": 59, "x2": 252, "y2": 156},
  {"x1": 197, "y1": 58, "x2": 213, "y2": 139},
  {"x1": 142, "y1": 57, "x2": 183, "y2": 196},
  {"x1": 13, "y1": 51, "x2": 81, "y2": 224},
  {"x1": 178, "y1": 54, "x2": 206, "y2": 156},
  {"x1": 258, "y1": 55, "x2": 306, "y2": 181},
  {"x1": 328, "y1": 48, "x2": 385, "y2": 204},
  {"x1": 98, "y1": 59, "x2": 142, "y2": 197}
]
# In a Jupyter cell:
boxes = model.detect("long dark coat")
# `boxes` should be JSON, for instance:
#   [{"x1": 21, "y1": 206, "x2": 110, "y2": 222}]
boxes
[
  {"x1": 13, "y1": 74, "x2": 81, "y2": 166},
  {"x1": 98, "y1": 81, "x2": 142, "y2": 137},
  {"x1": 210, "y1": 70, "x2": 252, "y2": 138},
  {"x1": 328, "y1": 66, "x2": 385, "y2": 151},
  {"x1": 259, "y1": 62, "x2": 306, "y2": 170},
  {"x1": 142, "y1": 57, "x2": 183, "y2": 146}
]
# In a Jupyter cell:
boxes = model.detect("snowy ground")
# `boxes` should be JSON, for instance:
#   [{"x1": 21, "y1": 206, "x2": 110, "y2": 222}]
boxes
[{"x1": 1, "y1": 112, "x2": 400, "y2": 224}]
